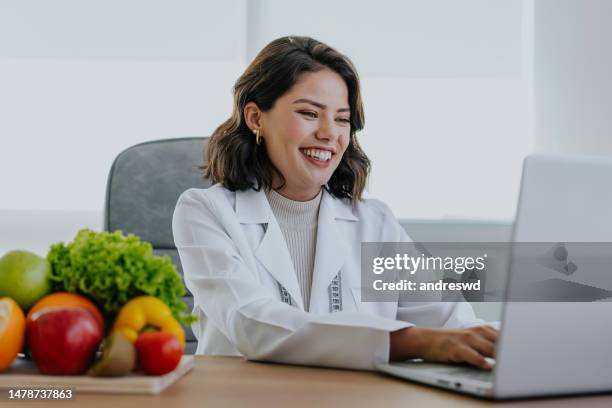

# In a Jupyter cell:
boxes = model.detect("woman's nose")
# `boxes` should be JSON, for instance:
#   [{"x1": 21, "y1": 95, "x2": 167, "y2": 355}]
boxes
[{"x1": 315, "y1": 119, "x2": 338, "y2": 141}]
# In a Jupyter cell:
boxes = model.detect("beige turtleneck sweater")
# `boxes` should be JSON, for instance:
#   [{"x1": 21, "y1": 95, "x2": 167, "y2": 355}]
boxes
[{"x1": 265, "y1": 188, "x2": 322, "y2": 311}]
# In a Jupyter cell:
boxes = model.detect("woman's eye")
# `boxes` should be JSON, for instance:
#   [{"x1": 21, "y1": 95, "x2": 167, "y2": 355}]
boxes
[
  {"x1": 299, "y1": 111, "x2": 317, "y2": 118},
  {"x1": 337, "y1": 118, "x2": 350, "y2": 124}
]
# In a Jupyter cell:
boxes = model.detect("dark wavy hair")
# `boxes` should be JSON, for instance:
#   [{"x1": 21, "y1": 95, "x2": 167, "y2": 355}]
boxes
[{"x1": 203, "y1": 36, "x2": 370, "y2": 203}]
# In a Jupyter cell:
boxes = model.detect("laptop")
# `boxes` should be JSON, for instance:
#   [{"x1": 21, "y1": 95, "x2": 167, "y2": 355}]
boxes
[{"x1": 376, "y1": 153, "x2": 612, "y2": 399}]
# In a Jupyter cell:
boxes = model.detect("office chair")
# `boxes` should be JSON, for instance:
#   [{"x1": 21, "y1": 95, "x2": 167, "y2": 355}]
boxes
[{"x1": 104, "y1": 137, "x2": 211, "y2": 354}]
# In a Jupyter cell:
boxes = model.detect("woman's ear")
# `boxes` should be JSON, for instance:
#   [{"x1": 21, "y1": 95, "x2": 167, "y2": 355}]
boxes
[{"x1": 243, "y1": 102, "x2": 262, "y2": 132}]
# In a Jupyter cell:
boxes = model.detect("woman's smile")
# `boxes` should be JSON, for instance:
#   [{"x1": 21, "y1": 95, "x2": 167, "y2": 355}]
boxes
[{"x1": 299, "y1": 147, "x2": 335, "y2": 167}]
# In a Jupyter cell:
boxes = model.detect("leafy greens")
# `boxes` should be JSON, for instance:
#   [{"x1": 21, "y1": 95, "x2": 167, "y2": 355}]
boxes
[{"x1": 47, "y1": 229, "x2": 195, "y2": 325}]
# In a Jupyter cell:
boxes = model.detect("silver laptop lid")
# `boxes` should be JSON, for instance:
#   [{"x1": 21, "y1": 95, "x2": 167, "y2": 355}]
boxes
[{"x1": 495, "y1": 153, "x2": 612, "y2": 399}]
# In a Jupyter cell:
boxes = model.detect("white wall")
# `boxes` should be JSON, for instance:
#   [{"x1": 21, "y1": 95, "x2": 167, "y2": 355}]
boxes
[
  {"x1": 247, "y1": 0, "x2": 522, "y2": 78},
  {"x1": 0, "y1": 209, "x2": 101, "y2": 256},
  {"x1": 0, "y1": 0, "x2": 247, "y2": 255},
  {"x1": 0, "y1": 0, "x2": 246, "y2": 61},
  {"x1": 0, "y1": 60, "x2": 241, "y2": 211},
  {"x1": 534, "y1": 0, "x2": 612, "y2": 156},
  {"x1": 0, "y1": 0, "x2": 245, "y2": 214}
]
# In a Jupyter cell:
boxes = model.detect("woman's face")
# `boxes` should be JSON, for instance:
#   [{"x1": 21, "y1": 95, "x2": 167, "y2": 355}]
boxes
[{"x1": 256, "y1": 69, "x2": 351, "y2": 201}]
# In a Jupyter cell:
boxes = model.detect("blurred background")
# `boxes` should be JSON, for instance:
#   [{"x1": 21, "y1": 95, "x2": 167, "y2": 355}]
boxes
[{"x1": 1, "y1": 0, "x2": 611, "y2": 281}]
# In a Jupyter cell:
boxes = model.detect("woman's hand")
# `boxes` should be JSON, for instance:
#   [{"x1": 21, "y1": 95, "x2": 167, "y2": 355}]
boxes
[{"x1": 390, "y1": 325, "x2": 497, "y2": 370}]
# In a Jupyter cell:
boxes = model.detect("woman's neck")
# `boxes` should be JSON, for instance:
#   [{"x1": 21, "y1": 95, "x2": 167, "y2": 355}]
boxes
[{"x1": 271, "y1": 183, "x2": 323, "y2": 202}]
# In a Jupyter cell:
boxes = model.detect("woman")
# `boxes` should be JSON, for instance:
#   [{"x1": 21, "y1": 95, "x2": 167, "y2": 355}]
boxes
[{"x1": 173, "y1": 36, "x2": 497, "y2": 371}]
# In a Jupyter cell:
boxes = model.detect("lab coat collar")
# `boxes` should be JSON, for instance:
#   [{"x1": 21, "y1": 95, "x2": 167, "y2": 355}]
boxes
[
  {"x1": 235, "y1": 187, "x2": 270, "y2": 224},
  {"x1": 321, "y1": 188, "x2": 359, "y2": 222},
  {"x1": 308, "y1": 191, "x2": 358, "y2": 312},
  {"x1": 235, "y1": 187, "x2": 359, "y2": 311}
]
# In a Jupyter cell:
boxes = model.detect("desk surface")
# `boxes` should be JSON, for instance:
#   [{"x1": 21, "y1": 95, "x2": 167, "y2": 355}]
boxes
[{"x1": 12, "y1": 356, "x2": 612, "y2": 407}]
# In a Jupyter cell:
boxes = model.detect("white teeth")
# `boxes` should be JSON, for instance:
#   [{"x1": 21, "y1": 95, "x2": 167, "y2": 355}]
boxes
[{"x1": 301, "y1": 148, "x2": 332, "y2": 161}]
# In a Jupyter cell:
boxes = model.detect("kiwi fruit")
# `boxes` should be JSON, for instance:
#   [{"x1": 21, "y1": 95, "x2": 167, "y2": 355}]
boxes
[{"x1": 88, "y1": 331, "x2": 136, "y2": 377}]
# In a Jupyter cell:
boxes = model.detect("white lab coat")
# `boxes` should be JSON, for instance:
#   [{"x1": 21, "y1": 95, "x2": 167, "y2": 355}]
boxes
[{"x1": 172, "y1": 184, "x2": 484, "y2": 370}]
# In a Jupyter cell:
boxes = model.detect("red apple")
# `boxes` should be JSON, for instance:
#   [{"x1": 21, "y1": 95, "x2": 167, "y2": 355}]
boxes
[
  {"x1": 135, "y1": 331, "x2": 183, "y2": 375},
  {"x1": 27, "y1": 306, "x2": 103, "y2": 375}
]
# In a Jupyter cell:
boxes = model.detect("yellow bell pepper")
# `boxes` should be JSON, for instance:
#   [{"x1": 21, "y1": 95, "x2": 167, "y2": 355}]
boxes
[{"x1": 112, "y1": 296, "x2": 185, "y2": 347}]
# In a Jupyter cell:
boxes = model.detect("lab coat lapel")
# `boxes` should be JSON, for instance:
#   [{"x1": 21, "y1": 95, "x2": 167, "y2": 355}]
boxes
[
  {"x1": 236, "y1": 188, "x2": 305, "y2": 310},
  {"x1": 309, "y1": 190, "x2": 358, "y2": 313}
]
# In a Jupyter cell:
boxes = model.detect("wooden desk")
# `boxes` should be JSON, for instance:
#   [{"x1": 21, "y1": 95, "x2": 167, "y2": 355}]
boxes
[{"x1": 12, "y1": 356, "x2": 612, "y2": 407}]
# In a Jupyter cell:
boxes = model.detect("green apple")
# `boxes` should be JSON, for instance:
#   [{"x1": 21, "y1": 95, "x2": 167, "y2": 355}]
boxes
[{"x1": 0, "y1": 250, "x2": 52, "y2": 310}]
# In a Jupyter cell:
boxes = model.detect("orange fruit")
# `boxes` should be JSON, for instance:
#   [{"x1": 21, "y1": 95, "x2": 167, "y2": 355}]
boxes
[
  {"x1": 0, "y1": 297, "x2": 26, "y2": 372},
  {"x1": 27, "y1": 292, "x2": 104, "y2": 331}
]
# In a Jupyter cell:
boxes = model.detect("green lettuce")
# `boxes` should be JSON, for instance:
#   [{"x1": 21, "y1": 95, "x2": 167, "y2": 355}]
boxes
[{"x1": 47, "y1": 229, "x2": 196, "y2": 325}]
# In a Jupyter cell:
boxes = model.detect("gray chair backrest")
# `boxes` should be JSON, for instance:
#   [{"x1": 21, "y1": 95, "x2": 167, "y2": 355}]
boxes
[{"x1": 104, "y1": 137, "x2": 211, "y2": 354}]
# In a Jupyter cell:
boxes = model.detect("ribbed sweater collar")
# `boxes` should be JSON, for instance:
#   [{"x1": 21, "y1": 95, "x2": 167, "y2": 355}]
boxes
[{"x1": 265, "y1": 188, "x2": 322, "y2": 228}]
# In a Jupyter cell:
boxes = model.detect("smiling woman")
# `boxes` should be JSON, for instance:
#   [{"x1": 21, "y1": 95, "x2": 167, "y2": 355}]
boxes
[
  {"x1": 243, "y1": 69, "x2": 353, "y2": 201},
  {"x1": 204, "y1": 36, "x2": 369, "y2": 203},
  {"x1": 172, "y1": 36, "x2": 497, "y2": 371}
]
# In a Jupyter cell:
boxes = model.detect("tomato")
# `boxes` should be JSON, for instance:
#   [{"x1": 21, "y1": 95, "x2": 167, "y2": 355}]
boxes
[{"x1": 134, "y1": 331, "x2": 183, "y2": 375}]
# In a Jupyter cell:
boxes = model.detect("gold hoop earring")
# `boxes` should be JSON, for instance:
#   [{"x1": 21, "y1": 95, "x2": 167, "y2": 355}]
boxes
[{"x1": 254, "y1": 129, "x2": 262, "y2": 145}]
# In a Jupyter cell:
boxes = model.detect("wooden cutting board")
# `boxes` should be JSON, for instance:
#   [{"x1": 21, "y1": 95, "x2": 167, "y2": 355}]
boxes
[{"x1": 0, "y1": 355, "x2": 194, "y2": 395}]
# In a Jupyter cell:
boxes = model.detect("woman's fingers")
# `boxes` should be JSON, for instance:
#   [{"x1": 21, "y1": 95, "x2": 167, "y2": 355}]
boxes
[
  {"x1": 464, "y1": 331, "x2": 496, "y2": 358},
  {"x1": 453, "y1": 345, "x2": 492, "y2": 370},
  {"x1": 476, "y1": 325, "x2": 498, "y2": 343},
  {"x1": 452, "y1": 328, "x2": 497, "y2": 369}
]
